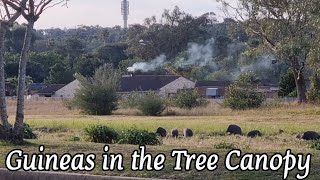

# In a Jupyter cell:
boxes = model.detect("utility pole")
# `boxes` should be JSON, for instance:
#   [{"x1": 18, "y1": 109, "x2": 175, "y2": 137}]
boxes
[{"x1": 121, "y1": 0, "x2": 129, "y2": 29}]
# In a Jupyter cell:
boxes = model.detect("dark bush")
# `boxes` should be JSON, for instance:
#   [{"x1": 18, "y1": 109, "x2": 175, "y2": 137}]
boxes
[
  {"x1": 84, "y1": 125, "x2": 118, "y2": 143},
  {"x1": 118, "y1": 128, "x2": 161, "y2": 145},
  {"x1": 136, "y1": 91, "x2": 166, "y2": 116},
  {"x1": 175, "y1": 89, "x2": 208, "y2": 109},
  {"x1": 24, "y1": 123, "x2": 37, "y2": 139}
]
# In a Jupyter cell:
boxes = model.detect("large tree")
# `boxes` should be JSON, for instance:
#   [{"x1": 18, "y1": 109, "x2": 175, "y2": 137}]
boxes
[
  {"x1": 219, "y1": 0, "x2": 320, "y2": 103},
  {"x1": 0, "y1": 0, "x2": 28, "y2": 139},
  {"x1": 8, "y1": 0, "x2": 68, "y2": 144}
]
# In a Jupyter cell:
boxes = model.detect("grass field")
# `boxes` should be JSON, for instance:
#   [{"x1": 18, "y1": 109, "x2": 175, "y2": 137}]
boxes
[{"x1": 2, "y1": 100, "x2": 320, "y2": 179}]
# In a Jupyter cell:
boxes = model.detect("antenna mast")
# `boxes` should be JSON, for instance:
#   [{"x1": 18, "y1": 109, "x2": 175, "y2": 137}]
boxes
[{"x1": 121, "y1": 0, "x2": 129, "y2": 29}]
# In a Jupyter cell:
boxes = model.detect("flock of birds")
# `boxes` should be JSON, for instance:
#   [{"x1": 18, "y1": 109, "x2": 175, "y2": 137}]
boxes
[{"x1": 155, "y1": 125, "x2": 320, "y2": 140}]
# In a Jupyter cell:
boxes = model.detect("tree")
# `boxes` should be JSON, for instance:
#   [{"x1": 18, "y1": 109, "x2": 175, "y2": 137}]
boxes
[
  {"x1": 73, "y1": 64, "x2": 121, "y2": 115},
  {"x1": 126, "y1": 6, "x2": 211, "y2": 60},
  {"x1": 0, "y1": 0, "x2": 28, "y2": 140},
  {"x1": 95, "y1": 43, "x2": 128, "y2": 67},
  {"x1": 45, "y1": 63, "x2": 74, "y2": 84},
  {"x1": 9, "y1": 0, "x2": 68, "y2": 144},
  {"x1": 219, "y1": 0, "x2": 320, "y2": 103},
  {"x1": 5, "y1": 23, "x2": 37, "y2": 53}
]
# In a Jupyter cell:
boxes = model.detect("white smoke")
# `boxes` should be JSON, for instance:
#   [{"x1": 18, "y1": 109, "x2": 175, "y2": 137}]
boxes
[
  {"x1": 230, "y1": 55, "x2": 276, "y2": 80},
  {"x1": 240, "y1": 55, "x2": 275, "y2": 72},
  {"x1": 127, "y1": 54, "x2": 167, "y2": 72},
  {"x1": 177, "y1": 38, "x2": 216, "y2": 68}
]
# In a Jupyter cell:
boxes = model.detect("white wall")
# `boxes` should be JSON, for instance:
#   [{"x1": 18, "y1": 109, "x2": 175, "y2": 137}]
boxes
[
  {"x1": 53, "y1": 80, "x2": 80, "y2": 99},
  {"x1": 160, "y1": 77, "x2": 195, "y2": 95}
]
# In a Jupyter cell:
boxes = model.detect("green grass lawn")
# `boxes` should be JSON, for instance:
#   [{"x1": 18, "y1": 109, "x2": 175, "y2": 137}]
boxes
[{"x1": 2, "y1": 105, "x2": 320, "y2": 179}]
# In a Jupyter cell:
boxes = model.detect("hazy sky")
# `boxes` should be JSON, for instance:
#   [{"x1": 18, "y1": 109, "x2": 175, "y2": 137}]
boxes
[{"x1": 17, "y1": 0, "x2": 227, "y2": 29}]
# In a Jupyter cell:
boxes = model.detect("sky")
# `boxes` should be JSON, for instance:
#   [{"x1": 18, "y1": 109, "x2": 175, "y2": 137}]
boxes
[{"x1": 17, "y1": 0, "x2": 228, "y2": 29}]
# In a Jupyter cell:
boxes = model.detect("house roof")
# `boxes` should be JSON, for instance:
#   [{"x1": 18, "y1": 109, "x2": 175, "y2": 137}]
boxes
[
  {"x1": 37, "y1": 84, "x2": 66, "y2": 95},
  {"x1": 195, "y1": 81, "x2": 231, "y2": 87},
  {"x1": 119, "y1": 75, "x2": 180, "y2": 92},
  {"x1": 29, "y1": 83, "x2": 46, "y2": 91}
]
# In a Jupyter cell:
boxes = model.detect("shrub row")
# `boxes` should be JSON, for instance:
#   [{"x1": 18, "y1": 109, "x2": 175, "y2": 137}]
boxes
[
  {"x1": 84, "y1": 125, "x2": 161, "y2": 145},
  {"x1": 122, "y1": 90, "x2": 209, "y2": 116}
]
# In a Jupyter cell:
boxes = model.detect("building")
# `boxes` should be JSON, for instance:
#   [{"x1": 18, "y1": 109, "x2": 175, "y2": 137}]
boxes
[
  {"x1": 35, "y1": 75, "x2": 195, "y2": 99},
  {"x1": 195, "y1": 81, "x2": 231, "y2": 99},
  {"x1": 119, "y1": 75, "x2": 194, "y2": 96},
  {"x1": 33, "y1": 84, "x2": 66, "y2": 97}
]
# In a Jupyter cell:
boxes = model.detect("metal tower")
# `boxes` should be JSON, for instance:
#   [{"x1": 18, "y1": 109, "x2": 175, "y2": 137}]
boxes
[{"x1": 121, "y1": 0, "x2": 129, "y2": 29}]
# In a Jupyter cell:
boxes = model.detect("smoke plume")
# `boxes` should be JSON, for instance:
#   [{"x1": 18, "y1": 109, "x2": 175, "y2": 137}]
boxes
[
  {"x1": 127, "y1": 54, "x2": 167, "y2": 72},
  {"x1": 177, "y1": 38, "x2": 216, "y2": 68}
]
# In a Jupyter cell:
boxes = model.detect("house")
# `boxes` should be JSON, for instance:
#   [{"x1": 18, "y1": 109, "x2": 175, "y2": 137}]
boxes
[
  {"x1": 195, "y1": 81, "x2": 231, "y2": 99},
  {"x1": 33, "y1": 84, "x2": 66, "y2": 97},
  {"x1": 119, "y1": 75, "x2": 195, "y2": 96},
  {"x1": 28, "y1": 83, "x2": 46, "y2": 95},
  {"x1": 39, "y1": 75, "x2": 195, "y2": 99}
]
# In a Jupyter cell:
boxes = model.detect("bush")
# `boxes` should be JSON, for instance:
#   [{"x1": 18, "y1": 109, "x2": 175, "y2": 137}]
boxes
[
  {"x1": 278, "y1": 70, "x2": 296, "y2": 97},
  {"x1": 214, "y1": 142, "x2": 237, "y2": 149},
  {"x1": 224, "y1": 85, "x2": 265, "y2": 110},
  {"x1": 136, "y1": 91, "x2": 166, "y2": 116},
  {"x1": 72, "y1": 64, "x2": 121, "y2": 115},
  {"x1": 120, "y1": 91, "x2": 142, "y2": 109},
  {"x1": 118, "y1": 128, "x2": 161, "y2": 145},
  {"x1": 24, "y1": 123, "x2": 37, "y2": 139},
  {"x1": 307, "y1": 141, "x2": 320, "y2": 150},
  {"x1": 175, "y1": 89, "x2": 208, "y2": 109},
  {"x1": 84, "y1": 125, "x2": 118, "y2": 143},
  {"x1": 224, "y1": 71, "x2": 265, "y2": 110},
  {"x1": 307, "y1": 74, "x2": 320, "y2": 103}
]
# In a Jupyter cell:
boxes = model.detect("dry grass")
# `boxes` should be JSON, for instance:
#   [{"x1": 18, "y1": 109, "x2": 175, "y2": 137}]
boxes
[
  {"x1": 2, "y1": 99, "x2": 320, "y2": 179},
  {"x1": 7, "y1": 99, "x2": 79, "y2": 116},
  {"x1": 6, "y1": 98, "x2": 320, "y2": 117}
]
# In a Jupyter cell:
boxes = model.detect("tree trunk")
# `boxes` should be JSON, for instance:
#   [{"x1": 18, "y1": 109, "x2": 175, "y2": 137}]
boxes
[
  {"x1": 13, "y1": 20, "x2": 34, "y2": 144},
  {"x1": 292, "y1": 68, "x2": 307, "y2": 103},
  {"x1": 0, "y1": 23, "x2": 9, "y2": 130}
]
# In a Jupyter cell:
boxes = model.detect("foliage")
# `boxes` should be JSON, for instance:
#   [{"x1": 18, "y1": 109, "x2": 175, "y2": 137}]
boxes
[
  {"x1": 136, "y1": 92, "x2": 166, "y2": 116},
  {"x1": 24, "y1": 123, "x2": 37, "y2": 139},
  {"x1": 84, "y1": 125, "x2": 118, "y2": 143},
  {"x1": 72, "y1": 64, "x2": 121, "y2": 115},
  {"x1": 214, "y1": 142, "x2": 237, "y2": 149},
  {"x1": 224, "y1": 72, "x2": 265, "y2": 110},
  {"x1": 220, "y1": 0, "x2": 320, "y2": 102},
  {"x1": 120, "y1": 92, "x2": 142, "y2": 109},
  {"x1": 68, "y1": 136, "x2": 81, "y2": 142},
  {"x1": 117, "y1": 128, "x2": 161, "y2": 145},
  {"x1": 307, "y1": 141, "x2": 320, "y2": 150},
  {"x1": 175, "y1": 89, "x2": 208, "y2": 109},
  {"x1": 307, "y1": 74, "x2": 320, "y2": 104},
  {"x1": 278, "y1": 70, "x2": 296, "y2": 97}
]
